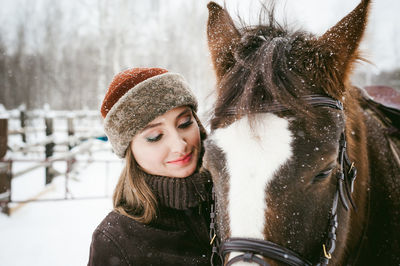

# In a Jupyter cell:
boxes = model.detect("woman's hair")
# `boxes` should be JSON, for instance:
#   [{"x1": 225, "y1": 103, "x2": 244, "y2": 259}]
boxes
[
  {"x1": 113, "y1": 147, "x2": 158, "y2": 223},
  {"x1": 113, "y1": 109, "x2": 207, "y2": 224}
]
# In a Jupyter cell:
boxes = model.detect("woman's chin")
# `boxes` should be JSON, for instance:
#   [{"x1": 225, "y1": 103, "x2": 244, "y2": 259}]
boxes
[{"x1": 168, "y1": 163, "x2": 197, "y2": 178}]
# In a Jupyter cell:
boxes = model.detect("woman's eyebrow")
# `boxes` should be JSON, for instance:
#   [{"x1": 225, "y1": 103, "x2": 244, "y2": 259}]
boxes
[
  {"x1": 141, "y1": 108, "x2": 191, "y2": 132},
  {"x1": 141, "y1": 122, "x2": 162, "y2": 132},
  {"x1": 176, "y1": 108, "x2": 191, "y2": 119}
]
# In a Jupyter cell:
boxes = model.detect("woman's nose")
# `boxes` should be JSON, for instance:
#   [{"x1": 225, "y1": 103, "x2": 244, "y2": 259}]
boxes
[{"x1": 169, "y1": 131, "x2": 187, "y2": 153}]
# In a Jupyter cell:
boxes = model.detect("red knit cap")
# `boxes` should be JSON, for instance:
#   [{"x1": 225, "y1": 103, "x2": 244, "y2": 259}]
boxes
[{"x1": 101, "y1": 67, "x2": 168, "y2": 118}]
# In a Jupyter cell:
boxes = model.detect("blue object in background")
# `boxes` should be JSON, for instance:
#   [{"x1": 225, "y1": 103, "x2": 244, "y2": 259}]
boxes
[{"x1": 96, "y1": 136, "x2": 108, "y2": 142}]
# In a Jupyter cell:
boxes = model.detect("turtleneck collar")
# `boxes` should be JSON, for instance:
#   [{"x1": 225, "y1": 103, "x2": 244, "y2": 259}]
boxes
[{"x1": 144, "y1": 170, "x2": 212, "y2": 210}]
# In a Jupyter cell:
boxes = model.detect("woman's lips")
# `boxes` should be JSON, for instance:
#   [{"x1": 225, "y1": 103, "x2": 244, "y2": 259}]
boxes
[{"x1": 167, "y1": 152, "x2": 193, "y2": 165}]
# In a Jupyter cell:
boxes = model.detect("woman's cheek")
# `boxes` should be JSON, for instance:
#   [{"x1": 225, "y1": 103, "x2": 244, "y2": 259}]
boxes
[
  {"x1": 149, "y1": 145, "x2": 168, "y2": 165},
  {"x1": 137, "y1": 144, "x2": 162, "y2": 167},
  {"x1": 191, "y1": 127, "x2": 201, "y2": 149}
]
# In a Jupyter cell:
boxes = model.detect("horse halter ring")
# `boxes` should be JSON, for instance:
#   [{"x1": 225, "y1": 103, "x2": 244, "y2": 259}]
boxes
[{"x1": 210, "y1": 95, "x2": 357, "y2": 266}]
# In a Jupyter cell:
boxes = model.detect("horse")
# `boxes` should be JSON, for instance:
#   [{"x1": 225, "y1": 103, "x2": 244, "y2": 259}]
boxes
[{"x1": 203, "y1": 1, "x2": 400, "y2": 265}]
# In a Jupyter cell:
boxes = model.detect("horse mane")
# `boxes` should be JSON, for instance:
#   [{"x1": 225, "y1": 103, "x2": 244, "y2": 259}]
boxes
[{"x1": 210, "y1": 6, "x2": 349, "y2": 130}]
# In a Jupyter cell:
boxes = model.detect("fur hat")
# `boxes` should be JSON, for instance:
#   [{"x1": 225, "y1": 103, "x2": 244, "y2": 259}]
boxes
[{"x1": 101, "y1": 67, "x2": 198, "y2": 158}]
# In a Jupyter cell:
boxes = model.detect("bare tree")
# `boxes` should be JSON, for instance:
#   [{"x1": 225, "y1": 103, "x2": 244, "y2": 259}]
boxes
[
  {"x1": 0, "y1": 1, "x2": 214, "y2": 110},
  {"x1": 0, "y1": 37, "x2": 8, "y2": 108}
]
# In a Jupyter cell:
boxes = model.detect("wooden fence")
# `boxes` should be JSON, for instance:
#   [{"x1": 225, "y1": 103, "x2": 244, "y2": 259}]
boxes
[{"x1": 0, "y1": 107, "x2": 114, "y2": 215}]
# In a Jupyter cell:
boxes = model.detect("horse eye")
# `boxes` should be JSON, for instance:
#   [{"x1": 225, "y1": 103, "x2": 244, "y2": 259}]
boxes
[{"x1": 312, "y1": 169, "x2": 333, "y2": 183}]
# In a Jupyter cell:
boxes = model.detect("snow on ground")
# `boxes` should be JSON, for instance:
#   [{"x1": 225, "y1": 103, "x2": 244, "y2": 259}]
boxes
[{"x1": 0, "y1": 141, "x2": 123, "y2": 266}]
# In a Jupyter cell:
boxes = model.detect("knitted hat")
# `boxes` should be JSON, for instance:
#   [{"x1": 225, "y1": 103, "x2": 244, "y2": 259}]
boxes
[{"x1": 101, "y1": 67, "x2": 198, "y2": 158}]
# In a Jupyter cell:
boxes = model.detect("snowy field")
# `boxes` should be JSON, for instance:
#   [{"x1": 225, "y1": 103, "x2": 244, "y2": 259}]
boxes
[{"x1": 0, "y1": 142, "x2": 123, "y2": 266}]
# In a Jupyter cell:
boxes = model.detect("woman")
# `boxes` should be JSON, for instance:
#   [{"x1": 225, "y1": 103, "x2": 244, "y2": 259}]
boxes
[{"x1": 88, "y1": 68, "x2": 212, "y2": 265}]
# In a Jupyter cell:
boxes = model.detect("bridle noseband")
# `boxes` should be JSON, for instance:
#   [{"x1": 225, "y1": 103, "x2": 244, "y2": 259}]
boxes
[{"x1": 210, "y1": 95, "x2": 357, "y2": 266}]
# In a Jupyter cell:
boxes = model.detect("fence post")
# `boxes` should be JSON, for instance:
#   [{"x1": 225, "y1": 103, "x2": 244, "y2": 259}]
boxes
[
  {"x1": 67, "y1": 117, "x2": 75, "y2": 151},
  {"x1": 19, "y1": 106, "x2": 26, "y2": 143},
  {"x1": 45, "y1": 117, "x2": 55, "y2": 184},
  {"x1": 0, "y1": 118, "x2": 10, "y2": 215},
  {"x1": 0, "y1": 118, "x2": 7, "y2": 159},
  {"x1": 0, "y1": 161, "x2": 11, "y2": 216}
]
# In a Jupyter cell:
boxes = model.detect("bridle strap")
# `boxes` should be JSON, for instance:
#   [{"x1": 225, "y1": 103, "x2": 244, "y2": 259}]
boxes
[
  {"x1": 211, "y1": 94, "x2": 357, "y2": 266},
  {"x1": 210, "y1": 187, "x2": 223, "y2": 265},
  {"x1": 226, "y1": 253, "x2": 268, "y2": 266},
  {"x1": 221, "y1": 238, "x2": 311, "y2": 266},
  {"x1": 224, "y1": 94, "x2": 343, "y2": 115}
]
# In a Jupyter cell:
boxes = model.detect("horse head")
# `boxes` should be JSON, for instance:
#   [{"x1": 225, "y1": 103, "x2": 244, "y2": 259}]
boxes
[{"x1": 204, "y1": 1, "x2": 375, "y2": 265}]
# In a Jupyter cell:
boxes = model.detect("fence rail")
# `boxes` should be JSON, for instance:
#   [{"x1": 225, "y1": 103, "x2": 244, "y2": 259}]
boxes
[{"x1": 0, "y1": 107, "x2": 113, "y2": 216}]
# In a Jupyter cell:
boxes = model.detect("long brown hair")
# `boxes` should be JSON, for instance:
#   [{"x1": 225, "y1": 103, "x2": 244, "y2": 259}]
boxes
[
  {"x1": 113, "y1": 148, "x2": 158, "y2": 223},
  {"x1": 113, "y1": 109, "x2": 207, "y2": 224}
]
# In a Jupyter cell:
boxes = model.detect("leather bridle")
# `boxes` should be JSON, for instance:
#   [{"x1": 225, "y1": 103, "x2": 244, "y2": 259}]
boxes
[{"x1": 209, "y1": 95, "x2": 357, "y2": 266}]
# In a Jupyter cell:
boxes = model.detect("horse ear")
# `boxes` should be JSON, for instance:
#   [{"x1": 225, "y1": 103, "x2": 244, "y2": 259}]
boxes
[
  {"x1": 318, "y1": 0, "x2": 371, "y2": 86},
  {"x1": 207, "y1": 2, "x2": 240, "y2": 86}
]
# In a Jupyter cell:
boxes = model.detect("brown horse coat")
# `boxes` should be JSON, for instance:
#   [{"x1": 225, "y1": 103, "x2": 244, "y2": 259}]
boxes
[{"x1": 205, "y1": 0, "x2": 400, "y2": 265}]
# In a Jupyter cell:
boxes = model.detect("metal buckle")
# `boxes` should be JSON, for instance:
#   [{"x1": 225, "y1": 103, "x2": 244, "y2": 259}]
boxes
[
  {"x1": 210, "y1": 234, "x2": 217, "y2": 245},
  {"x1": 323, "y1": 244, "x2": 332, "y2": 259}
]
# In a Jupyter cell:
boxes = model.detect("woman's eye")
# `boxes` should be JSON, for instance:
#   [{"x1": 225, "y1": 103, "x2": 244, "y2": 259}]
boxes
[
  {"x1": 312, "y1": 169, "x2": 333, "y2": 183},
  {"x1": 178, "y1": 119, "x2": 193, "y2": 129},
  {"x1": 146, "y1": 134, "x2": 162, "y2": 142}
]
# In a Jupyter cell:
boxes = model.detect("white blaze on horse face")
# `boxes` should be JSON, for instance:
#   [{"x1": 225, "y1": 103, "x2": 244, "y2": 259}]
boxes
[{"x1": 212, "y1": 113, "x2": 293, "y2": 244}]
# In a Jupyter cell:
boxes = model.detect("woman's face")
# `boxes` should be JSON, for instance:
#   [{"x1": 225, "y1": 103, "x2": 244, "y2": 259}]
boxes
[{"x1": 131, "y1": 106, "x2": 201, "y2": 178}]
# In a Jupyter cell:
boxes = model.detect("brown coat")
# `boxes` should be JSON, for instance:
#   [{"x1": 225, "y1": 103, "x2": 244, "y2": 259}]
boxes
[
  {"x1": 88, "y1": 172, "x2": 213, "y2": 266},
  {"x1": 88, "y1": 206, "x2": 211, "y2": 266}
]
